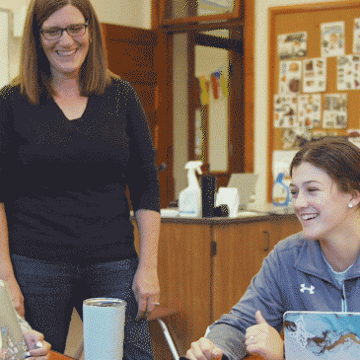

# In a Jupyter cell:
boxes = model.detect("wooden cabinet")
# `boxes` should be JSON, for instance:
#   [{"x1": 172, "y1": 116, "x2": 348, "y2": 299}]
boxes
[
  {"x1": 212, "y1": 216, "x2": 302, "y2": 321},
  {"x1": 156, "y1": 222, "x2": 212, "y2": 353},
  {"x1": 134, "y1": 214, "x2": 302, "y2": 355}
]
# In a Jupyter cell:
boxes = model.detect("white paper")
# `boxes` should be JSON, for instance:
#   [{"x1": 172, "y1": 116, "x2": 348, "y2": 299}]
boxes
[
  {"x1": 278, "y1": 32, "x2": 307, "y2": 60},
  {"x1": 215, "y1": 187, "x2": 240, "y2": 218},
  {"x1": 303, "y1": 58, "x2": 327, "y2": 93},
  {"x1": 353, "y1": 18, "x2": 360, "y2": 54},
  {"x1": 337, "y1": 55, "x2": 360, "y2": 90},
  {"x1": 272, "y1": 150, "x2": 298, "y2": 179},
  {"x1": 83, "y1": 298, "x2": 126, "y2": 360},
  {"x1": 274, "y1": 95, "x2": 298, "y2": 128},
  {"x1": 321, "y1": 21, "x2": 345, "y2": 58},
  {"x1": 323, "y1": 94, "x2": 348, "y2": 129},
  {"x1": 298, "y1": 94, "x2": 322, "y2": 128},
  {"x1": 279, "y1": 60, "x2": 302, "y2": 94}
]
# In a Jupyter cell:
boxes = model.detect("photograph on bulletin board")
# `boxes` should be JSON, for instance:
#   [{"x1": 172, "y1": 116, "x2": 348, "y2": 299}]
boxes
[
  {"x1": 279, "y1": 60, "x2": 302, "y2": 94},
  {"x1": 303, "y1": 58, "x2": 327, "y2": 93},
  {"x1": 321, "y1": 21, "x2": 345, "y2": 58},
  {"x1": 278, "y1": 32, "x2": 307, "y2": 60}
]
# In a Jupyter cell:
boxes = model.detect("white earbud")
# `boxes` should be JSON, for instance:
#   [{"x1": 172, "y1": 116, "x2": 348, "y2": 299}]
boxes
[{"x1": 348, "y1": 203, "x2": 354, "y2": 208}]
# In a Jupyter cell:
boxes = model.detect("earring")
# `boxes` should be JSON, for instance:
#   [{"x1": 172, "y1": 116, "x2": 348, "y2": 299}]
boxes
[{"x1": 349, "y1": 203, "x2": 354, "y2": 208}]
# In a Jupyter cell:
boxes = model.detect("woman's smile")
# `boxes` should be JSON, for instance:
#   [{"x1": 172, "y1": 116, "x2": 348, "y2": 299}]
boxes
[
  {"x1": 291, "y1": 162, "x2": 353, "y2": 241},
  {"x1": 40, "y1": 5, "x2": 90, "y2": 78}
]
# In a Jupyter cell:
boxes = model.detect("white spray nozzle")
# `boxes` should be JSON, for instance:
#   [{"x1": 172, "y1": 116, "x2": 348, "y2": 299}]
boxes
[{"x1": 184, "y1": 161, "x2": 203, "y2": 175}]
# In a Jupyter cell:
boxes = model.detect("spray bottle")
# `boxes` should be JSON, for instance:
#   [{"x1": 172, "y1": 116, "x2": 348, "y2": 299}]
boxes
[
  {"x1": 272, "y1": 172, "x2": 290, "y2": 207},
  {"x1": 179, "y1": 161, "x2": 203, "y2": 217}
]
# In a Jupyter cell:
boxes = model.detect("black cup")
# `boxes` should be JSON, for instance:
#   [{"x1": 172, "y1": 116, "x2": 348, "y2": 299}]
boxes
[{"x1": 201, "y1": 174, "x2": 217, "y2": 218}]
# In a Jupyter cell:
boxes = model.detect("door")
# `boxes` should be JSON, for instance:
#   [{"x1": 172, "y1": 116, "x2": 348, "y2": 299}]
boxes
[{"x1": 101, "y1": 24, "x2": 174, "y2": 208}]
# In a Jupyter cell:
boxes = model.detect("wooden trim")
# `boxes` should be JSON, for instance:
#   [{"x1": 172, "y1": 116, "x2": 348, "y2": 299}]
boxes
[
  {"x1": 158, "y1": 0, "x2": 243, "y2": 26},
  {"x1": 229, "y1": 45, "x2": 244, "y2": 173},
  {"x1": 243, "y1": 0, "x2": 255, "y2": 173},
  {"x1": 161, "y1": 12, "x2": 239, "y2": 25},
  {"x1": 50, "y1": 351, "x2": 75, "y2": 360},
  {"x1": 267, "y1": 5, "x2": 277, "y2": 202},
  {"x1": 269, "y1": 0, "x2": 360, "y2": 15},
  {"x1": 161, "y1": 19, "x2": 244, "y2": 33},
  {"x1": 151, "y1": 0, "x2": 160, "y2": 29},
  {"x1": 156, "y1": 30, "x2": 175, "y2": 205},
  {"x1": 194, "y1": 33, "x2": 243, "y2": 52}
]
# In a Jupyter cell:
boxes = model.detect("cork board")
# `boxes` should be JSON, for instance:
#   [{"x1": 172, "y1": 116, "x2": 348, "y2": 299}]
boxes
[{"x1": 268, "y1": 0, "x2": 360, "y2": 199}]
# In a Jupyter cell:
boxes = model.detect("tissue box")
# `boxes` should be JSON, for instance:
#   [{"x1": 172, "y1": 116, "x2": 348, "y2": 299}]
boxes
[{"x1": 215, "y1": 187, "x2": 240, "y2": 218}]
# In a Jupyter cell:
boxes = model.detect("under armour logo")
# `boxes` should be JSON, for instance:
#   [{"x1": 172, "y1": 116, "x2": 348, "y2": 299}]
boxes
[{"x1": 300, "y1": 283, "x2": 315, "y2": 294}]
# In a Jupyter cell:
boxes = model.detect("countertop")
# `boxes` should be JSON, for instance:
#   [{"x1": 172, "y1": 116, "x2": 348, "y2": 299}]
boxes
[{"x1": 159, "y1": 203, "x2": 296, "y2": 224}]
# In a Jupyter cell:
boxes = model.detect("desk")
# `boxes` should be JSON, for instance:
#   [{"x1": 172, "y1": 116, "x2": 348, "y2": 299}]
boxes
[
  {"x1": 134, "y1": 213, "x2": 301, "y2": 355},
  {"x1": 50, "y1": 351, "x2": 75, "y2": 360}
]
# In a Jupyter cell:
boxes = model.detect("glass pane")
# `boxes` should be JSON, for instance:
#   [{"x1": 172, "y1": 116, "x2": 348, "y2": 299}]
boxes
[
  {"x1": 195, "y1": 45, "x2": 229, "y2": 172},
  {"x1": 202, "y1": 29, "x2": 230, "y2": 38},
  {"x1": 164, "y1": 0, "x2": 236, "y2": 20}
]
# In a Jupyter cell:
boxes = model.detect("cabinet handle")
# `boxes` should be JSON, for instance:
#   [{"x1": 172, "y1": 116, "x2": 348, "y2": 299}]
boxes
[
  {"x1": 263, "y1": 230, "x2": 270, "y2": 252},
  {"x1": 211, "y1": 241, "x2": 217, "y2": 257}
]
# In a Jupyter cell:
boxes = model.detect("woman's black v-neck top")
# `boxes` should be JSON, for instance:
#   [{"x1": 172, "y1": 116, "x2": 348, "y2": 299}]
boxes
[{"x1": 0, "y1": 77, "x2": 160, "y2": 264}]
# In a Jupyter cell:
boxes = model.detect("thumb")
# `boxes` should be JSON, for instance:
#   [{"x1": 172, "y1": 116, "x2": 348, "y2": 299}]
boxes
[
  {"x1": 255, "y1": 310, "x2": 267, "y2": 324},
  {"x1": 211, "y1": 346, "x2": 223, "y2": 359}
]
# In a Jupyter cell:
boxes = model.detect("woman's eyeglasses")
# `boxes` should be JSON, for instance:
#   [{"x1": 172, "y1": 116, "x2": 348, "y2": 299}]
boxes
[{"x1": 40, "y1": 23, "x2": 88, "y2": 41}]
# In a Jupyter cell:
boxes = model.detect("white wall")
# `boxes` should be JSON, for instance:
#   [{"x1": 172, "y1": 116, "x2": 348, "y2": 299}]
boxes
[
  {"x1": 253, "y1": 0, "x2": 344, "y2": 205},
  {"x1": 0, "y1": 0, "x2": 152, "y2": 26},
  {"x1": 91, "y1": 0, "x2": 151, "y2": 28}
]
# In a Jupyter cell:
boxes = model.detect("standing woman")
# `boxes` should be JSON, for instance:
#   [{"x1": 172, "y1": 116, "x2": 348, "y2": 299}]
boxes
[{"x1": 0, "y1": 0, "x2": 161, "y2": 358}]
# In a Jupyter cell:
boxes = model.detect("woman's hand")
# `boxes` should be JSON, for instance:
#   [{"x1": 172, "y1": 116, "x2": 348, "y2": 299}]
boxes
[
  {"x1": 23, "y1": 329, "x2": 51, "y2": 359},
  {"x1": 6, "y1": 275, "x2": 25, "y2": 317},
  {"x1": 132, "y1": 265, "x2": 160, "y2": 319},
  {"x1": 185, "y1": 337, "x2": 223, "y2": 360},
  {"x1": 245, "y1": 310, "x2": 284, "y2": 360}
]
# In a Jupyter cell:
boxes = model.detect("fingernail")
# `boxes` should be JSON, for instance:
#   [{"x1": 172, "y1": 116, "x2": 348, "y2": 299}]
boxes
[{"x1": 36, "y1": 341, "x2": 43, "y2": 348}]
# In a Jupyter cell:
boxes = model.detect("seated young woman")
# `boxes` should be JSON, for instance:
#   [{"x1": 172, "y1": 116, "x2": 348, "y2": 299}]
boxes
[{"x1": 184, "y1": 136, "x2": 360, "y2": 360}]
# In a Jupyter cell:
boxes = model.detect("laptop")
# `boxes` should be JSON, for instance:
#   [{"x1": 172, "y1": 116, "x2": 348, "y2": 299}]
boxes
[
  {"x1": 227, "y1": 173, "x2": 259, "y2": 210},
  {"x1": 0, "y1": 280, "x2": 29, "y2": 359},
  {"x1": 283, "y1": 310, "x2": 360, "y2": 359}
]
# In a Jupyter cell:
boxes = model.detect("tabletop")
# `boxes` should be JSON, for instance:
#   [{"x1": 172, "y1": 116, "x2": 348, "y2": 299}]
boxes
[
  {"x1": 50, "y1": 351, "x2": 75, "y2": 360},
  {"x1": 50, "y1": 351, "x2": 263, "y2": 359}
]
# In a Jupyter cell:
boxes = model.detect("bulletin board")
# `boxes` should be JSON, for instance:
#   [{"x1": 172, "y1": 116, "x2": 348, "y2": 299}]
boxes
[{"x1": 268, "y1": 0, "x2": 360, "y2": 200}]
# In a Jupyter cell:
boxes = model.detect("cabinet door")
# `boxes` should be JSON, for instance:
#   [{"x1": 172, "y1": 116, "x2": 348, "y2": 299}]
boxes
[
  {"x1": 270, "y1": 215, "x2": 302, "y2": 248},
  {"x1": 212, "y1": 221, "x2": 273, "y2": 321},
  {"x1": 211, "y1": 215, "x2": 301, "y2": 322},
  {"x1": 157, "y1": 222, "x2": 212, "y2": 355}
]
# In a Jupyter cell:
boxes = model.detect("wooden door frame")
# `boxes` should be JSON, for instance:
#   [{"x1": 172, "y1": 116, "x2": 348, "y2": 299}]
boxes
[
  {"x1": 152, "y1": 0, "x2": 255, "y2": 187},
  {"x1": 158, "y1": 0, "x2": 243, "y2": 27},
  {"x1": 187, "y1": 32, "x2": 244, "y2": 186},
  {"x1": 101, "y1": 24, "x2": 174, "y2": 207}
]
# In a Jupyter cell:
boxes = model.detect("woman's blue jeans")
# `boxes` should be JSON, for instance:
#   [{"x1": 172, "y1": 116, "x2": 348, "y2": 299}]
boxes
[{"x1": 11, "y1": 254, "x2": 153, "y2": 359}]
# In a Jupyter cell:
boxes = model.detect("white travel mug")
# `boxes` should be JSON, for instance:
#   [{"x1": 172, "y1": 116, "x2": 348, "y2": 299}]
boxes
[{"x1": 83, "y1": 298, "x2": 126, "y2": 360}]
